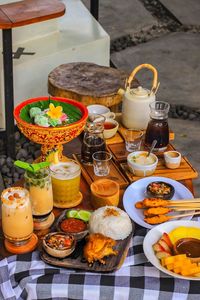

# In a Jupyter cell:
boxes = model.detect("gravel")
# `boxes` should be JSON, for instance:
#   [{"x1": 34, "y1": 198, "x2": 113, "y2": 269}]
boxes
[{"x1": 0, "y1": 131, "x2": 41, "y2": 187}]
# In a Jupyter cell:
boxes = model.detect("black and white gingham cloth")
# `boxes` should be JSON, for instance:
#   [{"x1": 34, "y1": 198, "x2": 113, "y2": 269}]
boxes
[{"x1": 0, "y1": 225, "x2": 200, "y2": 300}]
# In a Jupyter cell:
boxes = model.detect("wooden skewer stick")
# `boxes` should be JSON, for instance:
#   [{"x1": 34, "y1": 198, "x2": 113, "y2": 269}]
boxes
[
  {"x1": 169, "y1": 211, "x2": 200, "y2": 219},
  {"x1": 172, "y1": 207, "x2": 199, "y2": 212},
  {"x1": 167, "y1": 203, "x2": 200, "y2": 207},
  {"x1": 168, "y1": 198, "x2": 200, "y2": 204}
]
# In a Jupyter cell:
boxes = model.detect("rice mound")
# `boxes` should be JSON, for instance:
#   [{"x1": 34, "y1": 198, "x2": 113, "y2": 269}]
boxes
[{"x1": 89, "y1": 206, "x2": 132, "y2": 240}]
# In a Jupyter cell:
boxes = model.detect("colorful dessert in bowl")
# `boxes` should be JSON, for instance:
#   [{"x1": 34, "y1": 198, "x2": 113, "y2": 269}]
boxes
[
  {"x1": 127, "y1": 151, "x2": 158, "y2": 177},
  {"x1": 14, "y1": 97, "x2": 88, "y2": 161},
  {"x1": 43, "y1": 232, "x2": 76, "y2": 258}
]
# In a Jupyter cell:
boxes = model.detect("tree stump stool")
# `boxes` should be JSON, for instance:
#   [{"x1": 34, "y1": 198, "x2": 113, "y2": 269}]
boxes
[{"x1": 48, "y1": 62, "x2": 139, "y2": 107}]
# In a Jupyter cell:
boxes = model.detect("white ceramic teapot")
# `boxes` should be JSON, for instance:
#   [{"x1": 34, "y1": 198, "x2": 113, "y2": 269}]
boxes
[{"x1": 120, "y1": 64, "x2": 159, "y2": 130}]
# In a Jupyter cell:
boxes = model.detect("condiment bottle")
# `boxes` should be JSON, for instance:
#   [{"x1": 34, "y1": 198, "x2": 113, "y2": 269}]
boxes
[
  {"x1": 120, "y1": 64, "x2": 159, "y2": 130},
  {"x1": 81, "y1": 114, "x2": 106, "y2": 165},
  {"x1": 145, "y1": 101, "x2": 170, "y2": 151}
]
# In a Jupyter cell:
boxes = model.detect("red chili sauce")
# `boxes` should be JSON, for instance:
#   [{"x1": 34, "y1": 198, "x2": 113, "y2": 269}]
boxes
[{"x1": 60, "y1": 218, "x2": 87, "y2": 233}]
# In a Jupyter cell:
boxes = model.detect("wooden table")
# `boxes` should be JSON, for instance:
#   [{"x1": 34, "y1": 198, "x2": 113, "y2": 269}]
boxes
[{"x1": 0, "y1": 134, "x2": 198, "y2": 258}]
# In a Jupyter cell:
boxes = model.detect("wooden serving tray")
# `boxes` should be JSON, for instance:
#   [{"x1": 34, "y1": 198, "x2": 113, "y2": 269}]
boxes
[
  {"x1": 120, "y1": 155, "x2": 198, "y2": 183},
  {"x1": 108, "y1": 143, "x2": 177, "y2": 163},
  {"x1": 73, "y1": 154, "x2": 129, "y2": 189},
  {"x1": 41, "y1": 232, "x2": 132, "y2": 272},
  {"x1": 40, "y1": 210, "x2": 133, "y2": 272}
]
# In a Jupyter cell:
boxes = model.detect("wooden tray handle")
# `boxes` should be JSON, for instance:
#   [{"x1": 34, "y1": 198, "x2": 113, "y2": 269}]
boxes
[{"x1": 126, "y1": 64, "x2": 158, "y2": 94}]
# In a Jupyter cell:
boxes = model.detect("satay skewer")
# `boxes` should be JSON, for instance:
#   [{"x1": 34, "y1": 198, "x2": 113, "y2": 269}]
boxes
[
  {"x1": 144, "y1": 211, "x2": 200, "y2": 225},
  {"x1": 143, "y1": 206, "x2": 199, "y2": 217}
]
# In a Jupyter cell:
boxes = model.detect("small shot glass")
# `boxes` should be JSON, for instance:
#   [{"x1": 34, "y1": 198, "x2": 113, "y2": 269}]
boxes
[
  {"x1": 124, "y1": 129, "x2": 144, "y2": 152},
  {"x1": 92, "y1": 151, "x2": 112, "y2": 176}
]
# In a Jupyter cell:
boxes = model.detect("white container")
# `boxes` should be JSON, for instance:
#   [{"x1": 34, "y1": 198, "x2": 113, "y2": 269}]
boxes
[
  {"x1": 121, "y1": 64, "x2": 159, "y2": 130},
  {"x1": 127, "y1": 151, "x2": 158, "y2": 177}
]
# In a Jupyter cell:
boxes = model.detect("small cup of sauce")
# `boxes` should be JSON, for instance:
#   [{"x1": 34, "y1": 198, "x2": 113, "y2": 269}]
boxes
[{"x1": 164, "y1": 151, "x2": 181, "y2": 169}]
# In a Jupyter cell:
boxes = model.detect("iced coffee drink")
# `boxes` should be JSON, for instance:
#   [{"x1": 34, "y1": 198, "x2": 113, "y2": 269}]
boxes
[{"x1": 1, "y1": 187, "x2": 33, "y2": 242}]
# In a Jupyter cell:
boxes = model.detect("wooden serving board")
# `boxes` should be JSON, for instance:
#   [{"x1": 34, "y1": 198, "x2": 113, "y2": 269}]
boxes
[
  {"x1": 40, "y1": 231, "x2": 132, "y2": 272},
  {"x1": 120, "y1": 155, "x2": 198, "y2": 183},
  {"x1": 73, "y1": 154, "x2": 129, "y2": 189},
  {"x1": 108, "y1": 143, "x2": 177, "y2": 163}
]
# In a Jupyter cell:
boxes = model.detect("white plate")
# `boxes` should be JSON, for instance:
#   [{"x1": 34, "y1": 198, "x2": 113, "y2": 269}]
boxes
[
  {"x1": 123, "y1": 176, "x2": 194, "y2": 229},
  {"x1": 143, "y1": 220, "x2": 200, "y2": 280}
]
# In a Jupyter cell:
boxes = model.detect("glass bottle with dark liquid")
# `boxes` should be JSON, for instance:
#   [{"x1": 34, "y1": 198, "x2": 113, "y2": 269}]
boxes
[
  {"x1": 145, "y1": 101, "x2": 170, "y2": 151},
  {"x1": 81, "y1": 114, "x2": 106, "y2": 165}
]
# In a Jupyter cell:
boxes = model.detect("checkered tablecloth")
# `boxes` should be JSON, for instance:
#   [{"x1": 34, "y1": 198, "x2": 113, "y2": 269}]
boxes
[{"x1": 0, "y1": 225, "x2": 200, "y2": 300}]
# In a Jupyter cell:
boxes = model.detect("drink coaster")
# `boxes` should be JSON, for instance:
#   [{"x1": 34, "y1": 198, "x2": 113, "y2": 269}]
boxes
[
  {"x1": 34, "y1": 212, "x2": 55, "y2": 231},
  {"x1": 53, "y1": 192, "x2": 83, "y2": 208},
  {"x1": 4, "y1": 233, "x2": 38, "y2": 254}
]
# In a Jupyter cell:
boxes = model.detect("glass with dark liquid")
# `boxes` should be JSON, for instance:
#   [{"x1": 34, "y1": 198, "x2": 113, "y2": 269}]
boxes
[
  {"x1": 81, "y1": 114, "x2": 106, "y2": 164},
  {"x1": 145, "y1": 101, "x2": 170, "y2": 151}
]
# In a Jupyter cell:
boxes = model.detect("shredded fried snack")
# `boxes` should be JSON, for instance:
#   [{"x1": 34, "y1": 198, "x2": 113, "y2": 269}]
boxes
[
  {"x1": 83, "y1": 233, "x2": 118, "y2": 264},
  {"x1": 103, "y1": 208, "x2": 120, "y2": 217}
]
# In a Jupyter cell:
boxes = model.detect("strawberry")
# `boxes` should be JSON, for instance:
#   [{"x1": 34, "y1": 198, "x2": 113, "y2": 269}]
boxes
[{"x1": 162, "y1": 232, "x2": 173, "y2": 249}]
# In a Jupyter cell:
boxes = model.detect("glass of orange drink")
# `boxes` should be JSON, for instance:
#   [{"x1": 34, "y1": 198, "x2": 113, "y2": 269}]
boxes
[
  {"x1": 1, "y1": 187, "x2": 33, "y2": 244},
  {"x1": 50, "y1": 160, "x2": 81, "y2": 208},
  {"x1": 24, "y1": 168, "x2": 53, "y2": 221}
]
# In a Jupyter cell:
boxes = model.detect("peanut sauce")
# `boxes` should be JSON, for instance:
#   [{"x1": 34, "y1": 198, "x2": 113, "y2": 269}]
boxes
[{"x1": 175, "y1": 238, "x2": 200, "y2": 258}]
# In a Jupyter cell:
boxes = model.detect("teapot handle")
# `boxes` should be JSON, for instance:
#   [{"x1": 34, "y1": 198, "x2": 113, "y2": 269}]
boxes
[{"x1": 126, "y1": 64, "x2": 158, "y2": 94}]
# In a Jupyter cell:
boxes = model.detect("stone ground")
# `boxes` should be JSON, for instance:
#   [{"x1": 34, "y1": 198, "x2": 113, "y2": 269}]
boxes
[{"x1": 82, "y1": 0, "x2": 200, "y2": 196}]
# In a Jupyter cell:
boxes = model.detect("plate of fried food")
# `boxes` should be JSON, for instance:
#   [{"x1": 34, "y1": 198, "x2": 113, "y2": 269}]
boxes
[
  {"x1": 123, "y1": 176, "x2": 196, "y2": 229},
  {"x1": 41, "y1": 206, "x2": 134, "y2": 272},
  {"x1": 143, "y1": 220, "x2": 200, "y2": 280}
]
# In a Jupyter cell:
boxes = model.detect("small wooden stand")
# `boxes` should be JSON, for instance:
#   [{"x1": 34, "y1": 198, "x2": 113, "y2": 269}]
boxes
[{"x1": 48, "y1": 62, "x2": 139, "y2": 107}]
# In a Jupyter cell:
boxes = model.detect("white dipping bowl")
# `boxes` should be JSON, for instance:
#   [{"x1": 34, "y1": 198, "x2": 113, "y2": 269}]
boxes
[{"x1": 127, "y1": 151, "x2": 158, "y2": 177}]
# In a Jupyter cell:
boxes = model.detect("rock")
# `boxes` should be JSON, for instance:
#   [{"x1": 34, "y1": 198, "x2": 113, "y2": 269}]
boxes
[
  {"x1": 16, "y1": 148, "x2": 28, "y2": 159},
  {"x1": 34, "y1": 150, "x2": 41, "y2": 159},
  {"x1": 182, "y1": 112, "x2": 188, "y2": 119},
  {"x1": 6, "y1": 173, "x2": 12, "y2": 178},
  {"x1": 26, "y1": 158, "x2": 34, "y2": 164},
  {"x1": 188, "y1": 113, "x2": 196, "y2": 120},
  {"x1": 0, "y1": 157, "x2": 6, "y2": 167},
  {"x1": 15, "y1": 167, "x2": 25, "y2": 175},
  {"x1": 1, "y1": 165, "x2": 10, "y2": 175},
  {"x1": 6, "y1": 157, "x2": 13, "y2": 168},
  {"x1": 14, "y1": 131, "x2": 21, "y2": 141},
  {"x1": 23, "y1": 142, "x2": 30, "y2": 149},
  {"x1": 13, "y1": 172, "x2": 19, "y2": 179}
]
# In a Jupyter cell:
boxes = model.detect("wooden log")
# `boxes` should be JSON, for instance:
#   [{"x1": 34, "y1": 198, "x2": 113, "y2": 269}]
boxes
[{"x1": 48, "y1": 62, "x2": 139, "y2": 107}]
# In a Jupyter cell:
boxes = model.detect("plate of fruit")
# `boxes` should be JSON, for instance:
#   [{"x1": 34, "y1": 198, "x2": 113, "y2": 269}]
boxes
[{"x1": 143, "y1": 220, "x2": 200, "y2": 280}]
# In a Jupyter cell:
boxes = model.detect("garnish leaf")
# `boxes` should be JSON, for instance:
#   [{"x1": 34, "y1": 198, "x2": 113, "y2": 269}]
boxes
[{"x1": 14, "y1": 160, "x2": 50, "y2": 173}]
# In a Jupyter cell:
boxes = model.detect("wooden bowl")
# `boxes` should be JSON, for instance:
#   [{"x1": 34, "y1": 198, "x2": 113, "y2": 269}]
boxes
[
  {"x1": 43, "y1": 232, "x2": 76, "y2": 258},
  {"x1": 146, "y1": 181, "x2": 175, "y2": 200}
]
